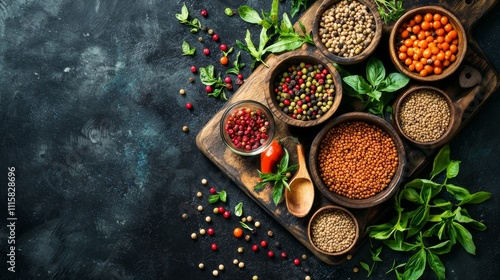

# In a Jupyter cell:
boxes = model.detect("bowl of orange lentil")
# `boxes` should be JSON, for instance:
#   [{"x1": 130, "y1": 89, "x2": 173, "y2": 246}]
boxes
[
  {"x1": 389, "y1": 6, "x2": 467, "y2": 82},
  {"x1": 308, "y1": 112, "x2": 406, "y2": 209}
]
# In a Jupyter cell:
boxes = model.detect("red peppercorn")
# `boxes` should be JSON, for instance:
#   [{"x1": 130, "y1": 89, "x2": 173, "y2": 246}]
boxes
[
  {"x1": 251, "y1": 244, "x2": 259, "y2": 252},
  {"x1": 200, "y1": 9, "x2": 208, "y2": 17},
  {"x1": 225, "y1": 83, "x2": 233, "y2": 90},
  {"x1": 267, "y1": 251, "x2": 275, "y2": 258},
  {"x1": 223, "y1": 210, "x2": 231, "y2": 219},
  {"x1": 293, "y1": 258, "x2": 300, "y2": 266},
  {"x1": 260, "y1": 240, "x2": 268, "y2": 248},
  {"x1": 237, "y1": 73, "x2": 243, "y2": 80},
  {"x1": 190, "y1": 66, "x2": 197, "y2": 73},
  {"x1": 209, "y1": 187, "x2": 216, "y2": 194},
  {"x1": 212, "y1": 34, "x2": 219, "y2": 41},
  {"x1": 224, "y1": 76, "x2": 231, "y2": 83},
  {"x1": 205, "y1": 85, "x2": 213, "y2": 93},
  {"x1": 185, "y1": 102, "x2": 193, "y2": 110},
  {"x1": 207, "y1": 228, "x2": 215, "y2": 236},
  {"x1": 203, "y1": 48, "x2": 210, "y2": 55},
  {"x1": 220, "y1": 44, "x2": 228, "y2": 52},
  {"x1": 218, "y1": 206, "x2": 225, "y2": 213},
  {"x1": 280, "y1": 252, "x2": 287, "y2": 259},
  {"x1": 211, "y1": 243, "x2": 218, "y2": 251}
]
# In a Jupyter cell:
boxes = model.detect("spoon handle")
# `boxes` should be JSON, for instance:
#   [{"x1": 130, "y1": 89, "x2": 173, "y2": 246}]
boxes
[{"x1": 296, "y1": 144, "x2": 307, "y2": 172}]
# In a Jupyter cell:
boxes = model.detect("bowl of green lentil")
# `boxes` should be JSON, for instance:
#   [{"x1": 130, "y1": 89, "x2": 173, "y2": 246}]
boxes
[
  {"x1": 307, "y1": 205, "x2": 359, "y2": 256},
  {"x1": 312, "y1": 0, "x2": 383, "y2": 65},
  {"x1": 220, "y1": 100, "x2": 275, "y2": 156},
  {"x1": 309, "y1": 112, "x2": 406, "y2": 209},
  {"x1": 393, "y1": 85, "x2": 456, "y2": 148},
  {"x1": 265, "y1": 50, "x2": 343, "y2": 127}
]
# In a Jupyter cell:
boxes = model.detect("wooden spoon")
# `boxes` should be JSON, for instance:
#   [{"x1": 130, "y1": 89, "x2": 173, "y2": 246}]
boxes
[{"x1": 285, "y1": 144, "x2": 315, "y2": 218}]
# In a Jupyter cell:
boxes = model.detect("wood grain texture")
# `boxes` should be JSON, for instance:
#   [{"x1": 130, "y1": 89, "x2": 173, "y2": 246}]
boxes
[{"x1": 196, "y1": 0, "x2": 499, "y2": 265}]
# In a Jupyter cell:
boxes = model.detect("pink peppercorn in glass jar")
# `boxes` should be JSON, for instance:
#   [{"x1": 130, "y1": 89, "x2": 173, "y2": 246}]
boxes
[{"x1": 220, "y1": 100, "x2": 275, "y2": 156}]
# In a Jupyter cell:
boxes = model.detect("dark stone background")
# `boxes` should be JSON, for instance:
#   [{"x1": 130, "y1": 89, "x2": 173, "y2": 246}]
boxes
[{"x1": 0, "y1": 0, "x2": 498, "y2": 279}]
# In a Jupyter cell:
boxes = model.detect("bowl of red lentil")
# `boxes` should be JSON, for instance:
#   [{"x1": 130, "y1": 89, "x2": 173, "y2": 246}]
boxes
[
  {"x1": 389, "y1": 6, "x2": 467, "y2": 81},
  {"x1": 312, "y1": 0, "x2": 383, "y2": 65},
  {"x1": 220, "y1": 100, "x2": 275, "y2": 156},
  {"x1": 393, "y1": 85, "x2": 456, "y2": 148},
  {"x1": 265, "y1": 50, "x2": 343, "y2": 127},
  {"x1": 307, "y1": 205, "x2": 359, "y2": 256},
  {"x1": 309, "y1": 112, "x2": 406, "y2": 209}
]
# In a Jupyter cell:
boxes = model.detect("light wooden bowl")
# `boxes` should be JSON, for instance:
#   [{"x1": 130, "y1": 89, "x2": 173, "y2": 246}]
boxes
[
  {"x1": 389, "y1": 6, "x2": 467, "y2": 82},
  {"x1": 312, "y1": 0, "x2": 383, "y2": 65},
  {"x1": 309, "y1": 112, "x2": 406, "y2": 209},
  {"x1": 265, "y1": 50, "x2": 342, "y2": 127},
  {"x1": 307, "y1": 205, "x2": 359, "y2": 256}
]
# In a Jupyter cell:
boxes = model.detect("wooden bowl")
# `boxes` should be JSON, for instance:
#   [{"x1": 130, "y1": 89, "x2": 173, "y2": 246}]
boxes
[
  {"x1": 307, "y1": 205, "x2": 359, "y2": 256},
  {"x1": 312, "y1": 0, "x2": 383, "y2": 65},
  {"x1": 392, "y1": 85, "x2": 456, "y2": 149},
  {"x1": 265, "y1": 50, "x2": 342, "y2": 127},
  {"x1": 309, "y1": 112, "x2": 406, "y2": 209},
  {"x1": 389, "y1": 6, "x2": 467, "y2": 82}
]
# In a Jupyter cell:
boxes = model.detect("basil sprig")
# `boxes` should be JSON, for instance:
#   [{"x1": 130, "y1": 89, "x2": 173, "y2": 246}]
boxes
[
  {"x1": 341, "y1": 57, "x2": 410, "y2": 116},
  {"x1": 175, "y1": 3, "x2": 202, "y2": 33},
  {"x1": 208, "y1": 190, "x2": 227, "y2": 204},
  {"x1": 199, "y1": 65, "x2": 229, "y2": 100},
  {"x1": 181, "y1": 41, "x2": 195, "y2": 56},
  {"x1": 364, "y1": 144, "x2": 491, "y2": 280},
  {"x1": 255, "y1": 148, "x2": 297, "y2": 206}
]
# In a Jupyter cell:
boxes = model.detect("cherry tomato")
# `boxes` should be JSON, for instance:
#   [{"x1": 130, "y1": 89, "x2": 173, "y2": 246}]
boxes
[
  {"x1": 220, "y1": 56, "x2": 229, "y2": 65},
  {"x1": 233, "y1": 227, "x2": 243, "y2": 238}
]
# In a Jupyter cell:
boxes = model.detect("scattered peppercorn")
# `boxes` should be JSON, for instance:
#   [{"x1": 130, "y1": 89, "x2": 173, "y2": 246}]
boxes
[
  {"x1": 212, "y1": 270, "x2": 218, "y2": 276},
  {"x1": 207, "y1": 228, "x2": 215, "y2": 236},
  {"x1": 179, "y1": 89, "x2": 186, "y2": 95},
  {"x1": 252, "y1": 276, "x2": 258, "y2": 280},
  {"x1": 201, "y1": 178, "x2": 208, "y2": 185},
  {"x1": 280, "y1": 251, "x2": 287, "y2": 258},
  {"x1": 218, "y1": 264, "x2": 224, "y2": 271},
  {"x1": 210, "y1": 187, "x2": 216, "y2": 194},
  {"x1": 198, "y1": 36, "x2": 203, "y2": 42},
  {"x1": 212, "y1": 34, "x2": 219, "y2": 41},
  {"x1": 245, "y1": 235, "x2": 251, "y2": 242},
  {"x1": 398, "y1": 89, "x2": 451, "y2": 142},
  {"x1": 241, "y1": 217, "x2": 247, "y2": 223},
  {"x1": 305, "y1": 276, "x2": 311, "y2": 280},
  {"x1": 218, "y1": 206, "x2": 225, "y2": 213},
  {"x1": 191, "y1": 233, "x2": 197, "y2": 239},
  {"x1": 294, "y1": 258, "x2": 301, "y2": 266},
  {"x1": 233, "y1": 259, "x2": 239, "y2": 265},
  {"x1": 208, "y1": 29, "x2": 214, "y2": 35},
  {"x1": 254, "y1": 221, "x2": 261, "y2": 228},
  {"x1": 274, "y1": 242, "x2": 281, "y2": 248},
  {"x1": 200, "y1": 228, "x2": 206, "y2": 235},
  {"x1": 186, "y1": 102, "x2": 193, "y2": 110},
  {"x1": 318, "y1": 121, "x2": 398, "y2": 199},
  {"x1": 238, "y1": 262, "x2": 245, "y2": 268},
  {"x1": 205, "y1": 216, "x2": 212, "y2": 223},
  {"x1": 353, "y1": 267, "x2": 359, "y2": 273},
  {"x1": 260, "y1": 240, "x2": 268, "y2": 247},
  {"x1": 197, "y1": 205, "x2": 203, "y2": 212},
  {"x1": 183, "y1": 126, "x2": 189, "y2": 132},
  {"x1": 251, "y1": 244, "x2": 259, "y2": 252},
  {"x1": 267, "y1": 251, "x2": 275, "y2": 258},
  {"x1": 200, "y1": 9, "x2": 208, "y2": 17},
  {"x1": 211, "y1": 243, "x2": 218, "y2": 251},
  {"x1": 319, "y1": 0, "x2": 376, "y2": 57},
  {"x1": 199, "y1": 263, "x2": 204, "y2": 269},
  {"x1": 267, "y1": 230, "x2": 273, "y2": 237},
  {"x1": 189, "y1": 77, "x2": 194, "y2": 83},
  {"x1": 302, "y1": 254, "x2": 308, "y2": 260},
  {"x1": 310, "y1": 208, "x2": 357, "y2": 253},
  {"x1": 203, "y1": 48, "x2": 210, "y2": 55},
  {"x1": 272, "y1": 62, "x2": 336, "y2": 120},
  {"x1": 237, "y1": 247, "x2": 244, "y2": 253},
  {"x1": 191, "y1": 66, "x2": 197, "y2": 73},
  {"x1": 196, "y1": 191, "x2": 202, "y2": 197},
  {"x1": 181, "y1": 213, "x2": 188, "y2": 220},
  {"x1": 346, "y1": 254, "x2": 352, "y2": 260},
  {"x1": 213, "y1": 207, "x2": 219, "y2": 214},
  {"x1": 223, "y1": 210, "x2": 231, "y2": 219}
]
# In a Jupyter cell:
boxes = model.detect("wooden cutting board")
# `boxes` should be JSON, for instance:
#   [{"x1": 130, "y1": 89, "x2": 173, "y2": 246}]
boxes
[{"x1": 196, "y1": 0, "x2": 499, "y2": 264}]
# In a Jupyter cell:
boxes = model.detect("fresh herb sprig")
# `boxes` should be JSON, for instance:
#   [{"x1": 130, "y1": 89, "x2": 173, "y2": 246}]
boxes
[
  {"x1": 208, "y1": 190, "x2": 227, "y2": 204},
  {"x1": 175, "y1": 3, "x2": 202, "y2": 33},
  {"x1": 360, "y1": 247, "x2": 383, "y2": 277},
  {"x1": 181, "y1": 41, "x2": 196, "y2": 56},
  {"x1": 226, "y1": 51, "x2": 246, "y2": 75},
  {"x1": 374, "y1": 0, "x2": 405, "y2": 23},
  {"x1": 199, "y1": 65, "x2": 229, "y2": 100},
  {"x1": 236, "y1": 0, "x2": 314, "y2": 69},
  {"x1": 255, "y1": 148, "x2": 297, "y2": 206},
  {"x1": 291, "y1": 0, "x2": 308, "y2": 18},
  {"x1": 342, "y1": 57, "x2": 410, "y2": 116},
  {"x1": 365, "y1": 144, "x2": 491, "y2": 280}
]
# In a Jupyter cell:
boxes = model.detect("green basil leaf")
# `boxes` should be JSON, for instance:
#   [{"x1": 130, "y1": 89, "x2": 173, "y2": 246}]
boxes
[
  {"x1": 458, "y1": 191, "x2": 492, "y2": 206},
  {"x1": 219, "y1": 190, "x2": 227, "y2": 202},
  {"x1": 240, "y1": 221, "x2": 254, "y2": 230},
  {"x1": 377, "y1": 72, "x2": 410, "y2": 92},
  {"x1": 238, "y1": 6, "x2": 263, "y2": 24},
  {"x1": 367, "y1": 90, "x2": 382, "y2": 101},
  {"x1": 270, "y1": 0, "x2": 279, "y2": 24},
  {"x1": 298, "y1": 20, "x2": 307, "y2": 35},
  {"x1": 400, "y1": 187, "x2": 423, "y2": 204},
  {"x1": 427, "y1": 251, "x2": 446, "y2": 280},
  {"x1": 360, "y1": 261, "x2": 371, "y2": 272},
  {"x1": 208, "y1": 194, "x2": 220, "y2": 204},
  {"x1": 264, "y1": 37, "x2": 304, "y2": 53},
  {"x1": 437, "y1": 222, "x2": 446, "y2": 239},
  {"x1": 403, "y1": 248, "x2": 426, "y2": 280},
  {"x1": 446, "y1": 160, "x2": 461, "y2": 179},
  {"x1": 244, "y1": 29, "x2": 258, "y2": 55},
  {"x1": 280, "y1": 13, "x2": 294, "y2": 33},
  {"x1": 366, "y1": 57, "x2": 386, "y2": 86},
  {"x1": 384, "y1": 239, "x2": 419, "y2": 252},
  {"x1": 423, "y1": 221, "x2": 443, "y2": 237},
  {"x1": 453, "y1": 221, "x2": 476, "y2": 254},
  {"x1": 343, "y1": 75, "x2": 372, "y2": 94},
  {"x1": 431, "y1": 144, "x2": 451, "y2": 179},
  {"x1": 254, "y1": 181, "x2": 267, "y2": 190},
  {"x1": 199, "y1": 65, "x2": 216, "y2": 85},
  {"x1": 236, "y1": 39, "x2": 250, "y2": 53},
  {"x1": 235, "y1": 202, "x2": 243, "y2": 217},
  {"x1": 447, "y1": 224, "x2": 457, "y2": 243},
  {"x1": 427, "y1": 240, "x2": 452, "y2": 255},
  {"x1": 408, "y1": 206, "x2": 429, "y2": 237},
  {"x1": 181, "y1": 41, "x2": 195, "y2": 56},
  {"x1": 367, "y1": 223, "x2": 395, "y2": 240},
  {"x1": 181, "y1": 3, "x2": 189, "y2": 20},
  {"x1": 258, "y1": 26, "x2": 269, "y2": 52},
  {"x1": 445, "y1": 183, "x2": 470, "y2": 200},
  {"x1": 372, "y1": 246, "x2": 383, "y2": 262},
  {"x1": 454, "y1": 211, "x2": 487, "y2": 231},
  {"x1": 272, "y1": 180, "x2": 284, "y2": 205}
]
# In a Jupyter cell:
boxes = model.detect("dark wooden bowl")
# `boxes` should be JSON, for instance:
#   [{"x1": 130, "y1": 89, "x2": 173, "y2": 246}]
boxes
[
  {"x1": 308, "y1": 112, "x2": 406, "y2": 209},
  {"x1": 389, "y1": 6, "x2": 467, "y2": 82},
  {"x1": 307, "y1": 205, "x2": 359, "y2": 256},
  {"x1": 265, "y1": 50, "x2": 342, "y2": 127},
  {"x1": 312, "y1": 0, "x2": 383, "y2": 65},
  {"x1": 392, "y1": 85, "x2": 457, "y2": 149}
]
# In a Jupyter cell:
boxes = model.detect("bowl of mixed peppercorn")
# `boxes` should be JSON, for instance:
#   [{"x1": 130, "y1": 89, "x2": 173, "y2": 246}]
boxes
[
  {"x1": 389, "y1": 6, "x2": 467, "y2": 81},
  {"x1": 308, "y1": 112, "x2": 407, "y2": 208},
  {"x1": 265, "y1": 50, "x2": 343, "y2": 127},
  {"x1": 220, "y1": 100, "x2": 275, "y2": 156},
  {"x1": 312, "y1": 0, "x2": 383, "y2": 65}
]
